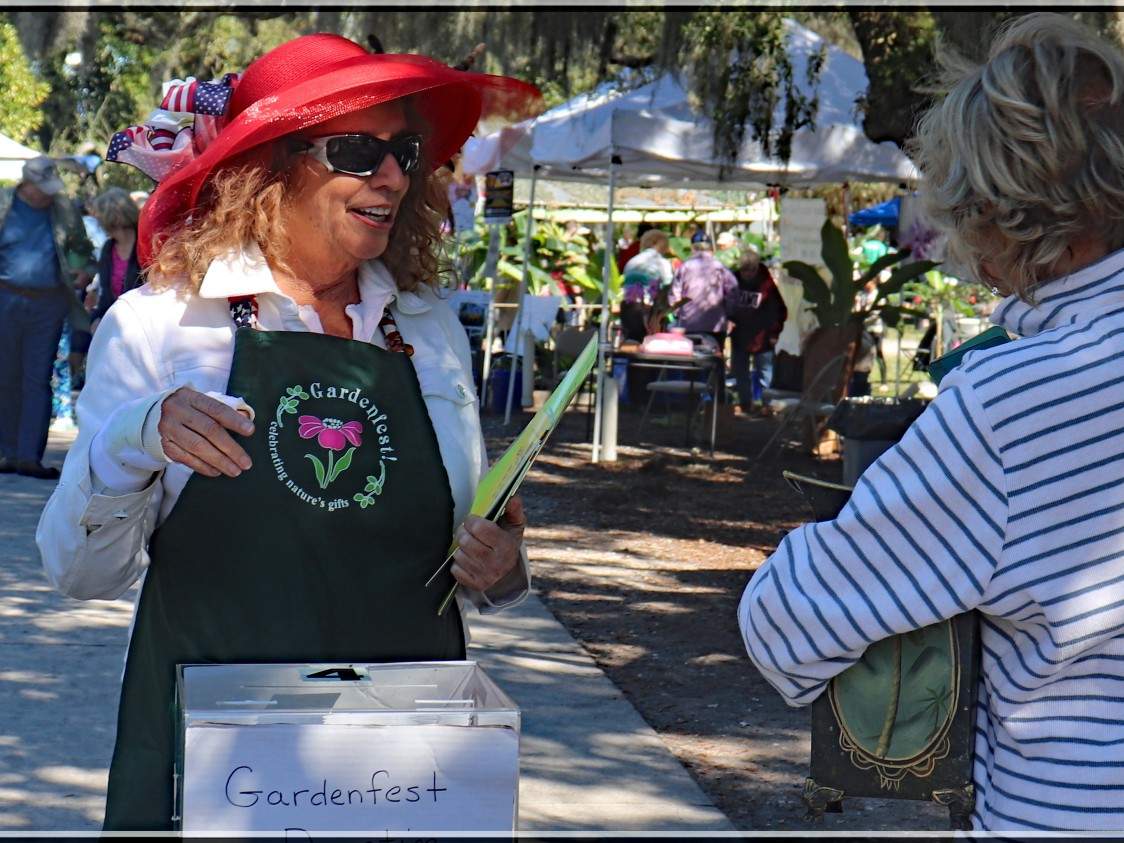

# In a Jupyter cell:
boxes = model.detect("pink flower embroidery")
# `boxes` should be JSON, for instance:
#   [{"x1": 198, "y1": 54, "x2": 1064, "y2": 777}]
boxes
[{"x1": 298, "y1": 415, "x2": 363, "y2": 452}]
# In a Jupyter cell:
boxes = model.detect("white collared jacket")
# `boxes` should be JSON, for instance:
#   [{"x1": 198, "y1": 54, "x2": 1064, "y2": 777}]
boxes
[{"x1": 36, "y1": 247, "x2": 529, "y2": 620}]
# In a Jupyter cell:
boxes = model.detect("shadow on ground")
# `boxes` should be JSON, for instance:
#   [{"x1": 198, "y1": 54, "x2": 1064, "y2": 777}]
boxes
[{"x1": 0, "y1": 433, "x2": 129, "y2": 829}]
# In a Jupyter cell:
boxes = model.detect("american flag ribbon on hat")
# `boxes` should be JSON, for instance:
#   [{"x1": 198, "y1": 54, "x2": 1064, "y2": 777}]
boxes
[
  {"x1": 107, "y1": 72, "x2": 241, "y2": 183},
  {"x1": 106, "y1": 124, "x2": 195, "y2": 184},
  {"x1": 160, "y1": 73, "x2": 238, "y2": 117}
]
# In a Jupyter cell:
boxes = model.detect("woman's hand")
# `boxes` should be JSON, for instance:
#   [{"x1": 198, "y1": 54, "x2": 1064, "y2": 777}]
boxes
[
  {"x1": 451, "y1": 495, "x2": 527, "y2": 593},
  {"x1": 158, "y1": 387, "x2": 255, "y2": 478}
]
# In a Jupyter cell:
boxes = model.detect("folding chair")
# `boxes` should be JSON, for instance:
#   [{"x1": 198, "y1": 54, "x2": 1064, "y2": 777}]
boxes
[
  {"x1": 552, "y1": 326, "x2": 598, "y2": 438},
  {"x1": 638, "y1": 374, "x2": 712, "y2": 447},
  {"x1": 755, "y1": 353, "x2": 848, "y2": 461},
  {"x1": 637, "y1": 334, "x2": 719, "y2": 449}
]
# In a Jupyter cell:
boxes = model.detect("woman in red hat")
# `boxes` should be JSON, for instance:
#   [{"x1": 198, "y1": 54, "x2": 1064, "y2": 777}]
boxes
[{"x1": 36, "y1": 34, "x2": 541, "y2": 829}]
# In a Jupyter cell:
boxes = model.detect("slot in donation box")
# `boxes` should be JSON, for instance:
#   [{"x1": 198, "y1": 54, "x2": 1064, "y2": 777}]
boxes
[{"x1": 175, "y1": 661, "x2": 520, "y2": 835}]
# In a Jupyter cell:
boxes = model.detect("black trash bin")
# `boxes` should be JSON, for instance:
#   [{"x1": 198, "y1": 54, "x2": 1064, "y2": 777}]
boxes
[{"x1": 828, "y1": 397, "x2": 928, "y2": 486}]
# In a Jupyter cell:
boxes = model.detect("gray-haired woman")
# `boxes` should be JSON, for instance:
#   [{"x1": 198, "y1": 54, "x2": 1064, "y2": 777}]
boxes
[
  {"x1": 87, "y1": 187, "x2": 141, "y2": 332},
  {"x1": 740, "y1": 13, "x2": 1124, "y2": 831}
]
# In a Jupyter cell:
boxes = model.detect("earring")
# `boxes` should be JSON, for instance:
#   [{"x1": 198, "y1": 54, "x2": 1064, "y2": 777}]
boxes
[{"x1": 990, "y1": 286, "x2": 1000, "y2": 295}]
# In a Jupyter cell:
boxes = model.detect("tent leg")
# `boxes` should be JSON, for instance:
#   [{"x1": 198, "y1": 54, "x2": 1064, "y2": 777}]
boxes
[
  {"x1": 592, "y1": 152, "x2": 619, "y2": 463},
  {"x1": 482, "y1": 222, "x2": 502, "y2": 408},
  {"x1": 481, "y1": 299, "x2": 496, "y2": 402},
  {"x1": 504, "y1": 166, "x2": 540, "y2": 426}
]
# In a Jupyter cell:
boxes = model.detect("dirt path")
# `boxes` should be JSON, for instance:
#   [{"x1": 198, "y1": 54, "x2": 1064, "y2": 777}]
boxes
[{"x1": 484, "y1": 404, "x2": 947, "y2": 831}]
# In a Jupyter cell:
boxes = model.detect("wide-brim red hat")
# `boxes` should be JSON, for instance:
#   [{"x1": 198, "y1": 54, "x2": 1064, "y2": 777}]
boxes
[{"x1": 138, "y1": 34, "x2": 541, "y2": 265}]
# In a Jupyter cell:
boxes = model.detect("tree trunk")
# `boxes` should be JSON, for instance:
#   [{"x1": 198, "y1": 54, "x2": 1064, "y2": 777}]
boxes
[{"x1": 847, "y1": 11, "x2": 938, "y2": 148}]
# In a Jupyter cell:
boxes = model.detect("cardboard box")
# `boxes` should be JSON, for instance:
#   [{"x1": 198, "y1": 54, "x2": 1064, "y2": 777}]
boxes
[{"x1": 175, "y1": 661, "x2": 520, "y2": 834}]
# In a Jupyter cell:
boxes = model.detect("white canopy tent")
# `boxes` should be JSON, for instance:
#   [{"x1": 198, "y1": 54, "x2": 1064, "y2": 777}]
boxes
[
  {"x1": 464, "y1": 19, "x2": 917, "y2": 459},
  {"x1": 465, "y1": 20, "x2": 916, "y2": 188},
  {"x1": 0, "y1": 132, "x2": 43, "y2": 181}
]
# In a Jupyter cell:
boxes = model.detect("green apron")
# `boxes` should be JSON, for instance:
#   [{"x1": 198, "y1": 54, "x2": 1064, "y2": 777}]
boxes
[{"x1": 102, "y1": 316, "x2": 464, "y2": 830}]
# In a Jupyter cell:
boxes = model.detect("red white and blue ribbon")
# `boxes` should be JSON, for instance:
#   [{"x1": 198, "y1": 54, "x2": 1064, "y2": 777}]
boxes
[{"x1": 106, "y1": 72, "x2": 240, "y2": 183}]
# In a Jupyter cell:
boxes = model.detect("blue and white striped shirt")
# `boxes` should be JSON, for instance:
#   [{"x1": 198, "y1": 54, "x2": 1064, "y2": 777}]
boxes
[{"x1": 739, "y1": 248, "x2": 1124, "y2": 831}]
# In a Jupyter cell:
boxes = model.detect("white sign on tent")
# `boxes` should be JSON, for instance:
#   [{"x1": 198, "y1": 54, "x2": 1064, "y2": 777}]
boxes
[{"x1": 780, "y1": 198, "x2": 826, "y2": 265}]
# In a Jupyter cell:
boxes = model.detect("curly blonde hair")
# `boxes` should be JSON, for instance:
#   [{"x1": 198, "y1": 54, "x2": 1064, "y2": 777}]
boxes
[
  {"x1": 911, "y1": 13, "x2": 1124, "y2": 298},
  {"x1": 148, "y1": 137, "x2": 452, "y2": 294}
]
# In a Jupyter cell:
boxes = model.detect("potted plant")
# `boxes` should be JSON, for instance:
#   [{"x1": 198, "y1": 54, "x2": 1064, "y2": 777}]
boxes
[{"x1": 783, "y1": 220, "x2": 938, "y2": 401}]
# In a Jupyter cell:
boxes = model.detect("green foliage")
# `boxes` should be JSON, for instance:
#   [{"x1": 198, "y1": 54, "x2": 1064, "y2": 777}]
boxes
[
  {"x1": 15, "y1": 11, "x2": 831, "y2": 171},
  {"x1": 666, "y1": 236, "x2": 692, "y2": 264},
  {"x1": 900, "y1": 270, "x2": 991, "y2": 321},
  {"x1": 450, "y1": 211, "x2": 634, "y2": 304},
  {"x1": 29, "y1": 12, "x2": 313, "y2": 154},
  {"x1": 0, "y1": 20, "x2": 49, "y2": 143},
  {"x1": 455, "y1": 212, "x2": 594, "y2": 296},
  {"x1": 784, "y1": 220, "x2": 939, "y2": 329},
  {"x1": 585, "y1": 244, "x2": 623, "y2": 303},
  {"x1": 670, "y1": 12, "x2": 824, "y2": 167},
  {"x1": 15, "y1": 10, "x2": 1124, "y2": 170}
]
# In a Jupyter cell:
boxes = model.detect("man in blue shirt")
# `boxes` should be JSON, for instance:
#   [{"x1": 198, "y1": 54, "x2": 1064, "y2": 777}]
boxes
[{"x1": 0, "y1": 157, "x2": 94, "y2": 479}]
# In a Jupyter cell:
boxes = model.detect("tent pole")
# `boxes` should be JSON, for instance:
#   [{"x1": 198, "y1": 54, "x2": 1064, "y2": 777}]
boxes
[
  {"x1": 504, "y1": 165, "x2": 540, "y2": 426},
  {"x1": 481, "y1": 222, "x2": 503, "y2": 410},
  {"x1": 481, "y1": 297, "x2": 496, "y2": 401},
  {"x1": 519, "y1": 166, "x2": 541, "y2": 409},
  {"x1": 591, "y1": 152, "x2": 619, "y2": 463}
]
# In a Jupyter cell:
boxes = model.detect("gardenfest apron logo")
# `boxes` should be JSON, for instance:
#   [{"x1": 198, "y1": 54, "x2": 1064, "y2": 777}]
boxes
[{"x1": 268, "y1": 382, "x2": 397, "y2": 512}]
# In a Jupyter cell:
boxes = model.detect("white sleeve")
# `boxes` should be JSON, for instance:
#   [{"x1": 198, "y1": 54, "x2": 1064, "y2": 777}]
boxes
[
  {"x1": 437, "y1": 296, "x2": 531, "y2": 612},
  {"x1": 738, "y1": 369, "x2": 1005, "y2": 706},
  {"x1": 471, "y1": 423, "x2": 531, "y2": 613},
  {"x1": 37, "y1": 298, "x2": 170, "y2": 600},
  {"x1": 88, "y1": 389, "x2": 173, "y2": 493}
]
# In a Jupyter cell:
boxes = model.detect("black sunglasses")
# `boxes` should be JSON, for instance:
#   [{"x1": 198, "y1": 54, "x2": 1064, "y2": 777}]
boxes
[{"x1": 300, "y1": 133, "x2": 423, "y2": 177}]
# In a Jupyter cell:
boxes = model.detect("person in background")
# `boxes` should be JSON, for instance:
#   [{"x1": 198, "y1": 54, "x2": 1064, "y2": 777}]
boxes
[
  {"x1": 849, "y1": 278, "x2": 886, "y2": 396},
  {"x1": 727, "y1": 249, "x2": 785, "y2": 413},
  {"x1": 87, "y1": 187, "x2": 142, "y2": 333},
  {"x1": 670, "y1": 229, "x2": 737, "y2": 345},
  {"x1": 715, "y1": 229, "x2": 742, "y2": 270},
  {"x1": 739, "y1": 14, "x2": 1124, "y2": 830},
  {"x1": 447, "y1": 166, "x2": 478, "y2": 239},
  {"x1": 619, "y1": 228, "x2": 673, "y2": 341},
  {"x1": 0, "y1": 156, "x2": 94, "y2": 478},
  {"x1": 68, "y1": 199, "x2": 106, "y2": 391},
  {"x1": 616, "y1": 220, "x2": 652, "y2": 273}
]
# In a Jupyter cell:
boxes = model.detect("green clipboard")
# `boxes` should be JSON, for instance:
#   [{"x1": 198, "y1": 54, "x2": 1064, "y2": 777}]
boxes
[
  {"x1": 427, "y1": 335, "x2": 599, "y2": 613},
  {"x1": 927, "y1": 325, "x2": 1011, "y2": 386}
]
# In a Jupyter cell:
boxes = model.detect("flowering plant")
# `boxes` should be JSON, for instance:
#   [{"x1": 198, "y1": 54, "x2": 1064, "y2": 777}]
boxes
[{"x1": 298, "y1": 415, "x2": 363, "y2": 489}]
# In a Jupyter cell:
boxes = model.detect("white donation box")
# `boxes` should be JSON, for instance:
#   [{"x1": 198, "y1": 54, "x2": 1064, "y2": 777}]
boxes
[{"x1": 175, "y1": 661, "x2": 520, "y2": 834}]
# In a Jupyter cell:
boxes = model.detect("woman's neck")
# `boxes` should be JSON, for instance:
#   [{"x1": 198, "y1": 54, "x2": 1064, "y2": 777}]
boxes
[{"x1": 271, "y1": 253, "x2": 362, "y2": 339}]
